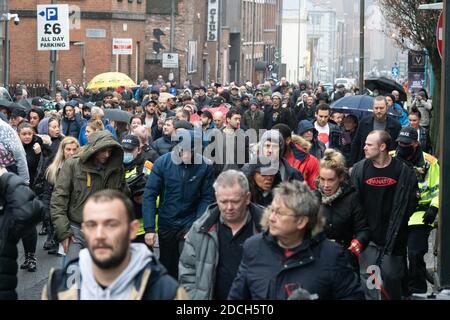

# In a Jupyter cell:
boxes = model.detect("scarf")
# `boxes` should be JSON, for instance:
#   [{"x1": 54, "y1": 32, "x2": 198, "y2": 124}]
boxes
[{"x1": 320, "y1": 186, "x2": 343, "y2": 205}]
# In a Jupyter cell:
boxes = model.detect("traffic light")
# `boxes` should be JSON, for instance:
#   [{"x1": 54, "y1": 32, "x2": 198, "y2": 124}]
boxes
[
  {"x1": 153, "y1": 28, "x2": 166, "y2": 54},
  {"x1": 153, "y1": 42, "x2": 165, "y2": 54}
]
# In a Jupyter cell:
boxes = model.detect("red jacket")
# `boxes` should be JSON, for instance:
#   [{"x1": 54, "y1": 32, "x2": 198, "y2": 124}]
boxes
[{"x1": 285, "y1": 142, "x2": 319, "y2": 190}]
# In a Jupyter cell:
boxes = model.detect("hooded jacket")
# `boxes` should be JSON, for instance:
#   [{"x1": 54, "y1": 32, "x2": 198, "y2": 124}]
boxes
[
  {"x1": 228, "y1": 232, "x2": 364, "y2": 300},
  {"x1": 256, "y1": 130, "x2": 304, "y2": 183},
  {"x1": 42, "y1": 243, "x2": 186, "y2": 300},
  {"x1": 0, "y1": 120, "x2": 29, "y2": 183},
  {"x1": 241, "y1": 159, "x2": 283, "y2": 207},
  {"x1": 296, "y1": 120, "x2": 326, "y2": 160},
  {"x1": 0, "y1": 172, "x2": 43, "y2": 300},
  {"x1": 50, "y1": 131, "x2": 128, "y2": 241},
  {"x1": 142, "y1": 150, "x2": 216, "y2": 233},
  {"x1": 286, "y1": 135, "x2": 320, "y2": 190},
  {"x1": 178, "y1": 203, "x2": 264, "y2": 300}
]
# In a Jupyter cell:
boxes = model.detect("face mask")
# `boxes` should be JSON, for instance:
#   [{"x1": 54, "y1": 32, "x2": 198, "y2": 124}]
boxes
[
  {"x1": 123, "y1": 152, "x2": 134, "y2": 164},
  {"x1": 397, "y1": 145, "x2": 415, "y2": 159}
]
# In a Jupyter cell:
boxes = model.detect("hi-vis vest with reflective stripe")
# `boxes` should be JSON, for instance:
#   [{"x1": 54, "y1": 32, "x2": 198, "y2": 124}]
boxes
[
  {"x1": 390, "y1": 151, "x2": 439, "y2": 226},
  {"x1": 125, "y1": 160, "x2": 159, "y2": 236}
]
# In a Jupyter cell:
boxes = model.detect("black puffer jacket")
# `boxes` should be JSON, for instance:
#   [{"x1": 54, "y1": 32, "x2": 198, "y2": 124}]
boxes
[
  {"x1": 0, "y1": 172, "x2": 44, "y2": 300},
  {"x1": 315, "y1": 183, "x2": 370, "y2": 249}
]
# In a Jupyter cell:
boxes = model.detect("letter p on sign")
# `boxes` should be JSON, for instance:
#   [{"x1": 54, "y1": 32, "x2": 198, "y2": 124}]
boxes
[{"x1": 46, "y1": 7, "x2": 58, "y2": 21}]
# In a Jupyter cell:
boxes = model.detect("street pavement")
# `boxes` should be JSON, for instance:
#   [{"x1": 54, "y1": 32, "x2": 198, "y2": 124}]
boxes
[{"x1": 17, "y1": 224, "x2": 62, "y2": 300}]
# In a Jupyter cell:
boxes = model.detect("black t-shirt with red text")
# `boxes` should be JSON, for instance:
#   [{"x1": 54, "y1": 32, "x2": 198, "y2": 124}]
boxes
[{"x1": 361, "y1": 157, "x2": 403, "y2": 247}]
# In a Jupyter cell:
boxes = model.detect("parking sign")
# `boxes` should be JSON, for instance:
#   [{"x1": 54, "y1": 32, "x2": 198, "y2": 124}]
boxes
[{"x1": 37, "y1": 4, "x2": 70, "y2": 50}]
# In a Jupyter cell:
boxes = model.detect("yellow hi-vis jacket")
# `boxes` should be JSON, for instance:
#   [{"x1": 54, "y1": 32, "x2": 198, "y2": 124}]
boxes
[
  {"x1": 391, "y1": 151, "x2": 439, "y2": 227},
  {"x1": 125, "y1": 160, "x2": 159, "y2": 236}
]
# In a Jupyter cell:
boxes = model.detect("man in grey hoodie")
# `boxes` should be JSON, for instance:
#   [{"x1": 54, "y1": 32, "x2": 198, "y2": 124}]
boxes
[{"x1": 42, "y1": 189, "x2": 186, "y2": 300}]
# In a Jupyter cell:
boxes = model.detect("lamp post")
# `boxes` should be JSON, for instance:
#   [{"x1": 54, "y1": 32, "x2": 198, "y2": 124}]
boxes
[
  {"x1": 359, "y1": 0, "x2": 365, "y2": 91},
  {"x1": 1, "y1": 12, "x2": 19, "y2": 91},
  {"x1": 73, "y1": 42, "x2": 86, "y2": 87}
]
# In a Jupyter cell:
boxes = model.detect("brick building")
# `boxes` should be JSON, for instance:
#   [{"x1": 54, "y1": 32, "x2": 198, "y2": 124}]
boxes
[
  {"x1": 3, "y1": 0, "x2": 283, "y2": 89},
  {"x1": 208, "y1": 0, "x2": 283, "y2": 85},
  {"x1": 144, "y1": 0, "x2": 208, "y2": 86},
  {"x1": 7, "y1": 0, "x2": 147, "y2": 87}
]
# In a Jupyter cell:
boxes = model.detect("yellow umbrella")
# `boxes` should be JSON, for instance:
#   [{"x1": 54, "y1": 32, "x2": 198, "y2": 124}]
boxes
[{"x1": 86, "y1": 72, "x2": 137, "y2": 90}]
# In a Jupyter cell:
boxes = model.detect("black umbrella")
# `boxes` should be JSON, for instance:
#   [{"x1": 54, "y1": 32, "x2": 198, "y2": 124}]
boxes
[
  {"x1": 104, "y1": 108, "x2": 132, "y2": 123},
  {"x1": 331, "y1": 95, "x2": 401, "y2": 121},
  {"x1": 330, "y1": 95, "x2": 374, "y2": 120},
  {"x1": 0, "y1": 99, "x2": 13, "y2": 109},
  {"x1": 0, "y1": 99, "x2": 27, "y2": 114},
  {"x1": 364, "y1": 77, "x2": 407, "y2": 101},
  {"x1": 18, "y1": 98, "x2": 33, "y2": 110}
]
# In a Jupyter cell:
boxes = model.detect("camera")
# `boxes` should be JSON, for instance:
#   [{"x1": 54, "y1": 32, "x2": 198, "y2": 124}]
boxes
[{"x1": 13, "y1": 15, "x2": 19, "y2": 25}]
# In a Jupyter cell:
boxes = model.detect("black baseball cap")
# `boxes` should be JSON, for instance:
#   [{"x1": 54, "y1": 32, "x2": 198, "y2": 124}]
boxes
[
  {"x1": 11, "y1": 107, "x2": 26, "y2": 118},
  {"x1": 121, "y1": 135, "x2": 140, "y2": 150},
  {"x1": 32, "y1": 97, "x2": 44, "y2": 107},
  {"x1": 396, "y1": 126, "x2": 418, "y2": 144}
]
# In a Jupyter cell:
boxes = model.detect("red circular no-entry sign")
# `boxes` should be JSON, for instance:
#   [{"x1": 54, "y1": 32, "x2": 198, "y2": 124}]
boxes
[{"x1": 437, "y1": 12, "x2": 443, "y2": 59}]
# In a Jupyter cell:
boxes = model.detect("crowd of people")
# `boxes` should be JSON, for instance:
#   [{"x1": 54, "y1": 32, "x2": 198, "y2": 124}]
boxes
[{"x1": 0, "y1": 75, "x2": 439, "y2": 300}]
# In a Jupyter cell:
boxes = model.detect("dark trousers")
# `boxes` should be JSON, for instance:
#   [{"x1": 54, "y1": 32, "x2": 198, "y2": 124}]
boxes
[
  {"x1": 359, "y1": 242, "x2": 406, "y2": 300},
  {"x1": 21, "y1": 226, "x2": 37, "y2": 254},
  {"x1": 158, "y1": 227, "x2": 188, "y2": 279},
  {"x1": 407, "y1": 225, "x2": 432, "y2": 294}
]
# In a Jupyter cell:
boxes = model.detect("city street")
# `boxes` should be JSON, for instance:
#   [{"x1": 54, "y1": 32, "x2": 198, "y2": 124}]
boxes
[{"x1": 17, "y1": 224, "x2": 62, "y2": 300}]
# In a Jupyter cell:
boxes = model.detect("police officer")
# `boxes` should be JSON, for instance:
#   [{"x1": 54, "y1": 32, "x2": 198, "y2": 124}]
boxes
[
  {"x1": 121, "y1": 134, "x2": 152, "y2": 244},
  {"x1": 392, "y1": 126, "x2": 439, "y2": 294}
]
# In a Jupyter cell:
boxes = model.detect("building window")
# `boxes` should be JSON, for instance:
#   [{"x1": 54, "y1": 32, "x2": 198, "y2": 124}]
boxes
[
  {"x1": 187, "y1": 40, "x2": 197, "y2": 74},
  {"x1": 147, "y1": 0, "x2": 179, "y2": 14}
]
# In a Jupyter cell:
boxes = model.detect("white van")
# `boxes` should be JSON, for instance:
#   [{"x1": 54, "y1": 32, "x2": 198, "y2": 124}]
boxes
[{"x1": 334, "y1": 78, "x2": 356, "y2": 90}]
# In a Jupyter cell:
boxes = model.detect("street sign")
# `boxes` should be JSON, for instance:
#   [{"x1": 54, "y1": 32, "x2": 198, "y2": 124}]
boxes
[
  {"x1": 437, "y1": 12, "x2": 443, "y2": 59},
  {"x1": 392, "y1": 65, "x2": 399, "y2": 78},
  {"x1": 37, "y1": 4, "x2": 70, "y2": 51},
  {"x1": 113, "y1": 38, "x2": 133, "y2": 55},
  {"x1": 162, "y1": 53, "x2": 179, "y2": 68}
]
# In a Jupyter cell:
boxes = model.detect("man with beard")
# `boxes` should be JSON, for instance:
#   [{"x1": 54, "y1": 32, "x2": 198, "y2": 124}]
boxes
[
  {"x1": 43, "y1": 190, "x2": 186, "y2": 300},
  {"x1": 350, "y1": 96, "x2": 401, "y2": 166},
  {"x1": 152, "y1": 117, "x2": 178, "y2": 156}
]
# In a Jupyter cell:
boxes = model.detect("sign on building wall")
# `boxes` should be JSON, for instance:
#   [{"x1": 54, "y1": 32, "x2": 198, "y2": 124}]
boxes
[
  {"x1": 37, "y1": 4, "x2": 70, "y2": 50},
  {"x1": 207, "y1": 0, "x2": 219, "y2": 41},
  {"x1": 113, "y1": 38, "x2": 133, "y2": 55},
  {"x1": 163, "y1": 53, "x2": 179, "y2": 68}
]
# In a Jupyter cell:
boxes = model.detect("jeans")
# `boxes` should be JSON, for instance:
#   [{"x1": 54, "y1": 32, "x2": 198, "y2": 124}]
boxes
[{"x1": 63, "y1": 223, "x2": 86, "y2": 266}]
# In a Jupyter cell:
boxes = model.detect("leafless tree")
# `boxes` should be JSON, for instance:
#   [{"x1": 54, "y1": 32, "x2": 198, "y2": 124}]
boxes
[{"x1": 378, "y1": 0, "x2": 441, "y2": 152}]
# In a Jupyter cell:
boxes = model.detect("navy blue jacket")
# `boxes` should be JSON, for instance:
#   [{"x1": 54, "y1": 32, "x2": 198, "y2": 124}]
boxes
[
  {"x1": 142, "y1": 152, "x2": 216, "y2": 232},
  {"x1": 228, "y1": 232, "x2": 364, "y2": 300},
  {"x1": 152, "y1": 135, "x2": 178, "y2": 156},
  {"x1": 61, "y1": 113, "x2": 87, "y2": 139}
]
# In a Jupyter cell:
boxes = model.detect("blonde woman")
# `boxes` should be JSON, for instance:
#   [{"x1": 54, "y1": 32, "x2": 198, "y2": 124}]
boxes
[
  {"x1": 315, "y1": 149, "x2": 369, "y2": 266},
  {"x1": 41, "y1": 137, "x2": 80, "y2": 253}
]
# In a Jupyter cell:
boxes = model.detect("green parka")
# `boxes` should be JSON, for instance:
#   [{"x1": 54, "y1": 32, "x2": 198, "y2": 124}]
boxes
[{"x1": 50, "y1": 130, "x2": 128, "y2": 241}]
